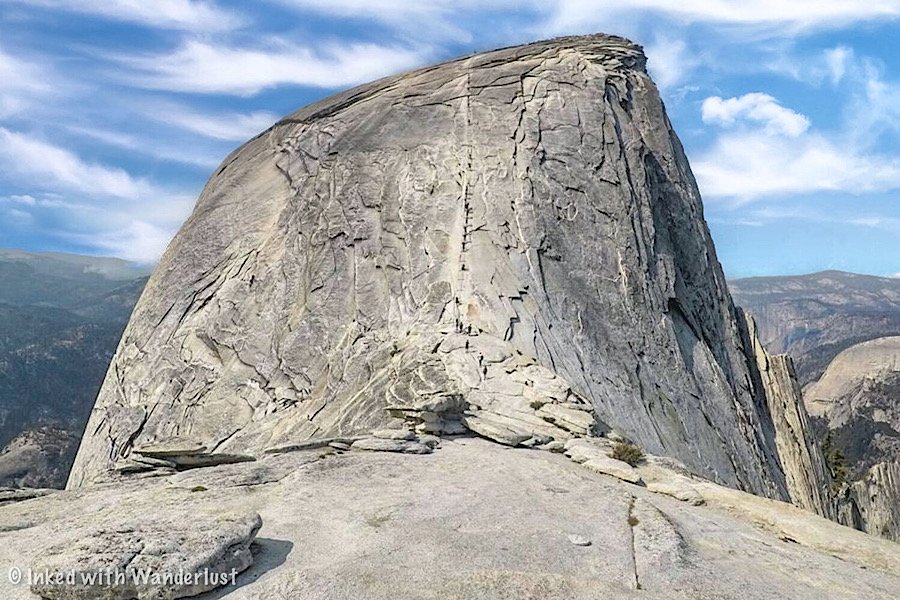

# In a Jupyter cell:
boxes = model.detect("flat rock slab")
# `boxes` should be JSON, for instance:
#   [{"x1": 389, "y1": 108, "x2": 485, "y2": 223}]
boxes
[
  {"x1": 0, "y1": 487, "x2": 57, "y2": 505},
  {"x1": 351, "y1": 437, "x2": 433, "y2": 454},
  {"x1": 30, "y1": 512, "x2": 261, "y2": 600},
  {"x1": 581, "y1": 456, "x2": 643, "y2": 485},
  {"x1": 132, "y1": 440, "x2": 207, "y2": 458},
  {"x1": 646, "y1": 479, "x2": 705, "y2": 506},
  {"x1": 263, "y1": 437, "x2": 366, "y2": 455},
  {"x1": 372, "y1": 429, "x2": 417, "y2": 441},
  {"x1": 563, "y1": 438, "x2": 613, "y2": 464},
  {"x1": 162, "y1": 453, "x2": 256, "y2": 468}
]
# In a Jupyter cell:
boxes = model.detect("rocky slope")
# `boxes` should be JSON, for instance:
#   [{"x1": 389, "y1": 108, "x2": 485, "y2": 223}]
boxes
[
  {"x1": 804, "y1": 336, "x2": 900, "y2": 540},
  {"x1": 68, "y1": 35, "x2": 831, "y2": 524},
  {"x1": 0, "y1": 250, "x2": 147, "y2": 488},
  {"x1": 3, "y1": 438, "x2": 900, "y2": 599},
  {"x1": 0, "y1": 32, "x2": 889, "y2": 599},
  {"x1": 730, "y1": 270, "x2": 900, "y2": 385}
]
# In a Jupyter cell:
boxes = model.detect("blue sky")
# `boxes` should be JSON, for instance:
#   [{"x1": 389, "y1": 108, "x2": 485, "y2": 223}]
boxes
[{"x1": 1, "y1": 1, "x2": 899, "y2": 278}]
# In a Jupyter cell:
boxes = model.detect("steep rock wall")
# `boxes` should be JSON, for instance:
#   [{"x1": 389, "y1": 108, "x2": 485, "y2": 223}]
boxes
[
  {"x1": 69, "y1": 36, "x2": 822, "y2": 508},
  {"x1": 739, "y1": 311, "x2": 834, "y2": 517},
  {"x1": 839, "y1": 461, "x2": 900, "y2": 541}
]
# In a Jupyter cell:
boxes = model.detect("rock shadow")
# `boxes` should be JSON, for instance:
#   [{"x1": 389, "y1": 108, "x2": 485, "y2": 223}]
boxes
[{"x1": 199, "y1": 537, "x2": 294, "y2": 599}]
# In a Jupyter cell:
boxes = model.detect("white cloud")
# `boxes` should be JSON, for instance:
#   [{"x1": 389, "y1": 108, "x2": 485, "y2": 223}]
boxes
[
  {"x1": 0, "y1": 128, "x2": 153, "y2": 199},
  {"x1": 4, "y1": 207, "x2": 34, "y2": 225},
  {"x1": 766, "y1": 44, "x2": 857, "y2": 86},
  {"x1": 0, "y1": 49, "x2": 54, "y2": 118},
  {"x1": 150, "y1": 106, "x2": 279, "y2": 141},
  {"x1": 851, "y1": 64, "x2": 900, "y2": 142},
  {"x1": 64, "y1": 220, "x2": 179, "y2": 263},
  {"x1": 542, "y1": 0, "x2": 900, "y2": 34},
  {"x1": 825, "y1": 46, "x2": 852, "y2": 85},
  {"x1": 278, "y1": 0, "x2": 470, "y2": 19},
  {"x1": 0, "y1": 127, "x2": 194, "y2": 260},
  {"x1": 693, "y1": 130, "x2": 900, "y2": 201},
  {"x1": 8, "y1": 194, "x2": 36, "y2": 206},
  {"x1": 64, "y1": 126, "x2": 138, "y2": 149},
  {"x1": 10, "y1": 0, "x2": 241, "y2": 32},
  {"x1": 1, "y1": 193, "x2": 71, "y2": 209},
  {"x1": 715, "y1": 205, "x2": 900, "y2": 235},
  {"x1": 701, "y1": 93, "x2": 810, "y2": 137},
  {"x1": 0, "y1": 129, "x2": 197, "y2": 262},
  {"x1": 274, "y1": 0, "x2": 522, "y2": 41},
  {"x1": 115, "y1": 40, "x2": 427, "y2": 95},
  {"x1": 644, "y1": 36, "x2": 697, "y2": 91},
  {"x1": 65, "y1": 125, "x2": 225, "y2": 169}
]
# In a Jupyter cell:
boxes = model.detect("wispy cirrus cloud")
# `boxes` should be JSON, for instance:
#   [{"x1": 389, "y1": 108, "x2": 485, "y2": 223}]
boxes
[
  {"x1": 148, "y1": 105, "x2": 279, "y2": 141},
  {"x1": 273, "y1": 0, "x2": 526, "y2": 42},
  {"x1": 64, "y1": 125, "x2": 226, "y2": 170},
  {"x1": 62, "y1": 220, "x2": 184, "y2": 263},
  {"x1": 0, "y1": 151, "x2": 195, "y2": 263},
  {"x1": 0, "y1": 127, "x2": 199, "y2": 261},
  {"x1": 542, "y1": 0, "x2": 900, "y2": 34},
  {"x1": 114, "y1": 39, "x2": 428, "y2": 95},
  {"x1": 644, "y1": 35, "x2": 699, "y2": 91},
  {"x1": 0, "y1": 127, "x2": 154, "y2": 199},
  {"x1": 0, "y1": 48, "x2": 55, "y2": 118},
  {"x1": 713, "y1": 205, "x2": 900, "y2": 235},
  {"x1": 7, "y1": 0, "x2": 242, "y2": 32}
]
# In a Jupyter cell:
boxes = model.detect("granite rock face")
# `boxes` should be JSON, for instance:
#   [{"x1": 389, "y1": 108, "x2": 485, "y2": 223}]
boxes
[
  {"x1": 804, "y1": 336, "x2": 900, "y2": 540},
  {"x1": 839, "y1": 461, "x2": 900, "y2": 541},
  {"x1": 805, "y1": 336, "x2": 900, "y2": 430},
  {"x1": 68, "y1": 35, "x2": 828, "y2": 516},
  {"x1": 4, "y1": 439, "x2": 900, "y2": 600},
  {"x1": 739, "y1": 312, "x2": 835, "y2": 518}
]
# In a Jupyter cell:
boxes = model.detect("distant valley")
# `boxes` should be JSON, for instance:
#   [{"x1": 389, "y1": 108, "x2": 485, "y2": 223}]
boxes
[
  {"x1": 730, "y1": 270, "x2": 900, "y2": 385},
  {"x1": 0, "y1": 249, "x2": 148, "y2": 488},
  {"x1": 731, "y1": 270, "x2": 900, "y2": 540}
]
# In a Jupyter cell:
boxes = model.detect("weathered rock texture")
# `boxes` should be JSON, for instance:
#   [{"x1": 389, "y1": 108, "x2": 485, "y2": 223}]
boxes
[
  {"x1": 30, "y1": 511, "x2": 261, "y2": 600},
  {"x1": 805, "y1": 336, "x2": 900, "y2": 429},
  {"x1": 839, "y1": 461, "x2": 900, "y2": 541},
  {"x1": 5, "y1": 439, "x2": 900, "y2": 599},
  {"x1": 67, "y1": 35, "x2": 830, "y2": 519},
  {"x1": 804, "y1": 336, "x2": 900, "y2": 540},
  {"x1": 740, "y1": 312, "x2": 835, "y2": 517}
]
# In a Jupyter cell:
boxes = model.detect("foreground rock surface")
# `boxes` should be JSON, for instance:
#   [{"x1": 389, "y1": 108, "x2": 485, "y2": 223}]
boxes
[
  {"x1": 68, "y1": 34, "x2": 829, "y2": 523},
  {"x1": 30, "y1": 512, "x2": 260, "y2": 600},
  {"x1": 3, "y1": 439, "x2": 899, "y2": 599}
]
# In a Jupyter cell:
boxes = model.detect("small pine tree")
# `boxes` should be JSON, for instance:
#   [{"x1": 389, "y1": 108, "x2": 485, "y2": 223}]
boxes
[{"x1": 822, "y1": 431, "x2": 848, "y2": 492}]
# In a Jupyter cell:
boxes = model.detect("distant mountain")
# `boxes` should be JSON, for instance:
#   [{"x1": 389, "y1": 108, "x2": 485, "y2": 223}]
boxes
[
  {"x1": 804, "y1": 337, "x2": 900, "y2": 540},
  {"x1": 730, "y1": 270, "x2": 900, "y2": 385},
  {"x1": 0, "y1": 249, "x2": 148, "y2": 488},
  {"x1": 731, "y1": 270, "x2": 900, "y2": 540}
]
